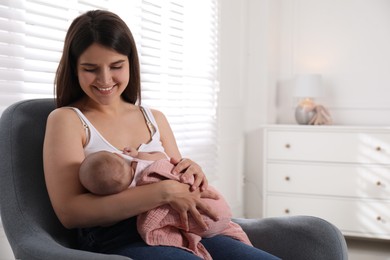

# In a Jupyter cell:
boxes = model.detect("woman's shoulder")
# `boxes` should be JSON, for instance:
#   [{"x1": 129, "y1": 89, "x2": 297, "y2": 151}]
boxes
[
  {"x1": 144, "y1": 107, "x2": 172, "y2": 134},
  {"x1": 47, "y1": 107, "x2": 82, "y2": 125},
  {"x1": 144, "y1": 107, "x2": 166, "y2": 121}
]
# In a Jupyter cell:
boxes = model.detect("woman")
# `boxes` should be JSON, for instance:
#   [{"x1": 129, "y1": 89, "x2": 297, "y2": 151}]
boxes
[{"x1": 43, "y1": 10, "x2": 279, "y2": 259}]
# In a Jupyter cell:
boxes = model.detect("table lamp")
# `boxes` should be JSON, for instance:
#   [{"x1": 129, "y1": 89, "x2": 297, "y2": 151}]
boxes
[{"x1": 293, "y1": 74, "x2": 323, "y2": 124}]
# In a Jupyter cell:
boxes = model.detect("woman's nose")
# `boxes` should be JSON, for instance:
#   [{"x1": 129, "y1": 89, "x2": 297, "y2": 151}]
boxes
[{"x1": 96, "y1": 68, "x2": 112, "y2": 85}]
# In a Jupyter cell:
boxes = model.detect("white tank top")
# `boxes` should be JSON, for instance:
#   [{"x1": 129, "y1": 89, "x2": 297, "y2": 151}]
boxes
[{"x1": 68, "y1": 106, "x2": 166, "y2": 159}]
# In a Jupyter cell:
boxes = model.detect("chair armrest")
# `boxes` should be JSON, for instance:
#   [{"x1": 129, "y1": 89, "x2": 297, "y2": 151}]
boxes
[{"x1": 233, "y1": 216, "x2": 348, "y2": 260}]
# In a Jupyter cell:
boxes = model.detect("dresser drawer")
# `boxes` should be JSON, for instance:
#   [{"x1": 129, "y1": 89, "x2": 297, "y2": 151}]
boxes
[
  {"x1": 266, "y1": 163, "x2": 390, "y2": 199},
  {"x1": 267, "y1": 131, "x2": 390, "y2": 164},
  {"x1": 265, "y1": 195, "x2": 390, "y2": 239}
]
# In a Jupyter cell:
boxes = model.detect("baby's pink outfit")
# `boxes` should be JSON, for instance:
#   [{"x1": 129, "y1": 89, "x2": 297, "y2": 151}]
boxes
[{"x1": 135, "y1": 159, "x2": 252, "y2": 260}]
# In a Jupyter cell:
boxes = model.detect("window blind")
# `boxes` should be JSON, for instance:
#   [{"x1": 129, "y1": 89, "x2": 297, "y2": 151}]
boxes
[
  {"x1": 0, "y1": 0, "x2": 219, "y2": 177},
  {"x1": 138, "y1": 0, "x2": 220, "y2": 177},
  {"x1": 0, "y1": 0, "x2": 66, "y2": 111}
]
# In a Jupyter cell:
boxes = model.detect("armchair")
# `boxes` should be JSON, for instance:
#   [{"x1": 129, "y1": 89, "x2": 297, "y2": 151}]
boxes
[{"x1": 0, "y1": 99, "x2": 348, "y2": 260}]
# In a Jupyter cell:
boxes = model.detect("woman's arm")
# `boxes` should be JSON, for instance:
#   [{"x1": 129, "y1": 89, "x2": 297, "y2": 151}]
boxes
[{"x1": 43, "y1": 108, "x2": 182, "y2": 229}]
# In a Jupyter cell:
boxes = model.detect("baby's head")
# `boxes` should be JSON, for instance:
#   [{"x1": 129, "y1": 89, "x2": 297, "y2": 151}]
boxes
[{"x1": 79, "y1": 151, "x2": 132, "y2": 195}]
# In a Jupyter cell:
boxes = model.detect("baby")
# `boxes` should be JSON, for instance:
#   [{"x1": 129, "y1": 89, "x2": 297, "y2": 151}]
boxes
[
  {"x1": 79, "y1": 149, "x2": 251, "y2": 259},
  {"x1": 79, "y1": 148, "x2": 167, "y2": 195}
]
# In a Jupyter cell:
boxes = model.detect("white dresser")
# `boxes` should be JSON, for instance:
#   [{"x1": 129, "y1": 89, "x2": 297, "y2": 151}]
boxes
[{"x1": 263, "y1": 125, "x2": 390, "y2": 240}]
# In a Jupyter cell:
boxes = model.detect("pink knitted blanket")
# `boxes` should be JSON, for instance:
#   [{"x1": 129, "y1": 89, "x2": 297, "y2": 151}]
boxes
[{"x1": 136, "y1": 159, "x2": 252, "y2": 260}]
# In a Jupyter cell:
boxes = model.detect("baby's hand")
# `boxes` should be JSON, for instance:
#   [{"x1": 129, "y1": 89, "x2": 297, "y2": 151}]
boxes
[{"x1": 123, "y1": 147, "x2": 139, "y2": 157}]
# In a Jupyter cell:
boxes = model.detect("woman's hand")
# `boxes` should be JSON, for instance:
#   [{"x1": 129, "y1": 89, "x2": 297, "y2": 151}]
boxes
[
  {"x1": 170, "y1": 157, "x2": 208, "y2": 191},
  {"x1": 163, "y1": 180, "x2": 219, "y2": 231}
]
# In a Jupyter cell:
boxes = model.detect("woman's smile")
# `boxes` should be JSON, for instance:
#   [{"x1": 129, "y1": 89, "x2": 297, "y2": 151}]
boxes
[{"x1": 95, "y1": 85, "x2": 116, "y2": 94}]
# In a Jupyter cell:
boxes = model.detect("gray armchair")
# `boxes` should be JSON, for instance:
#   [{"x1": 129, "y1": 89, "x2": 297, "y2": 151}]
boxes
[{"x1": 0, "y1": 99, "x2": 348, "y2": 260}]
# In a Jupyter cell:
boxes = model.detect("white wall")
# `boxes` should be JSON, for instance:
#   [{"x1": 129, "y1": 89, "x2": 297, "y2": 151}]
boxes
[
  {"x1": 217, "y1": 0, "x2": 390, "y2": 216},
  {"x1": 212, "y1": 0, "x2": 248, "y2": 216},
  {"x1": 277, "y1": 0, "x2": 390, "y2": 126}
]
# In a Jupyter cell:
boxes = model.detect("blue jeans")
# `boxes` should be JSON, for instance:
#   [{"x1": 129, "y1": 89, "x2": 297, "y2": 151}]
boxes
[{"x1": 78, "y1": 217, "x2": 280, "y2": 259}]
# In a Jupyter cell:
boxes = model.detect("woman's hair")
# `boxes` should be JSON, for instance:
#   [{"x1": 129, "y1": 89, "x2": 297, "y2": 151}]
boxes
[{"x1": 55, "y1": 10, "x2": 141, "y2": 107}]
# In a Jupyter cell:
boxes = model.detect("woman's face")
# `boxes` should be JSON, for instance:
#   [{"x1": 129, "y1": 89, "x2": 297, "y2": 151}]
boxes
[{"x1": 77, "y1": 43, "x2": 130, "y2": 105}]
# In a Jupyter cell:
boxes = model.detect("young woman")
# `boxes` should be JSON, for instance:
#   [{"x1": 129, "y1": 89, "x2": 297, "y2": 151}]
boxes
[{"x1": 43, "y1": 10, "x2": 279, "y2": 259}]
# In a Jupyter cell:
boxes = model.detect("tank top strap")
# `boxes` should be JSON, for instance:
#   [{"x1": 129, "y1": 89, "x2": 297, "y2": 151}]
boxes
[
  {"x1": 140, "y1": 106, "x2": 156, "y2": 136},
  {"x1": 67, "y1": 107, "x2": 91, "y2": 145}
]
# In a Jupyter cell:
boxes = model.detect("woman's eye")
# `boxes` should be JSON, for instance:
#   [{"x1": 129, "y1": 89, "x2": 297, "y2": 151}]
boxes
[
  {"x1": 83, "y1": 68, "x2": 96, "y2": 72},
  {"x1": 111, "y1": 66, "x2": 122, "y2": 70}
]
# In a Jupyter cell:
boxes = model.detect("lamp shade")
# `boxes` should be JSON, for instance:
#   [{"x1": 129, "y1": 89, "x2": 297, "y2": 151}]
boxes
[{"x1": 293, "y1": 74, "x2": 323, "y2": 98}]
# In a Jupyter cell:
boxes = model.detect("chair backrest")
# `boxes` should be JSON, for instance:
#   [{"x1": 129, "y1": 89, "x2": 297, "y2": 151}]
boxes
[{"x1": 0, "y1": 99, "x2": 77, "y2": 253}]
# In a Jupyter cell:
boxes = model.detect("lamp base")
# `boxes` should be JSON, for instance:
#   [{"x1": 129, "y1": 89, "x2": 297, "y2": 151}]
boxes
[{"x1": 295, "y1": 105, "x2": 315, "y2": 125}]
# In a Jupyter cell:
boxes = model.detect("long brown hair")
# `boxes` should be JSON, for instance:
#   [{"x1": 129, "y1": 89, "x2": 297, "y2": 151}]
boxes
[{"x1": 55, "y1": 10, "x2": 141, "y2": 107}]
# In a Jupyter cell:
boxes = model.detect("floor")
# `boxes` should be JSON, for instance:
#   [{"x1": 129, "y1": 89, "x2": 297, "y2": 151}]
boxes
[
  {"x1": 346, "y1": 237, "x2": 390, "y2": 260},
  {"x1": 0, "y1": 225, "x2": 389, "y2": 260}
]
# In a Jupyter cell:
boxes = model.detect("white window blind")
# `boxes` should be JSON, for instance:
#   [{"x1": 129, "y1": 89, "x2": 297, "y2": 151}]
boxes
[{"x1": 0, "y1": 0, "x2": 219, "y2": 177}]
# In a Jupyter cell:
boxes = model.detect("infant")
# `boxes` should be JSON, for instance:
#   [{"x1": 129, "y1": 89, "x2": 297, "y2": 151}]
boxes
[
  {"x1": 79, "y1": 148, "x2": 167, "y2": 195},
  {"x1": 78, "y1": 148, "x2": 251, "y2": 259}
]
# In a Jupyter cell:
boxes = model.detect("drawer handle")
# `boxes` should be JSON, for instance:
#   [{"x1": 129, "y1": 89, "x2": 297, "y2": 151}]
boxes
[
  {"x1": 376, "y1": 146, "x2": 382, "y2": 151},
  {"x1": 284, "y1": 209, "x2": 290, "y2": 214},
  {"x1": 376, "y1": 181, "x2": 382, "y2": 186},
  {"x1": 285, "y1": 176, "x2": 290, "y2": 181},
  {"x1": 377, "y1": 216, "x2": 382, "y2": 221},
  {"x1": 285, "y1": 144, "x2": 291, "y2": 149}
]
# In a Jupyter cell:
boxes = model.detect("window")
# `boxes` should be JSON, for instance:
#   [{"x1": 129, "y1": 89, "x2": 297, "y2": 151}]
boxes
[{"x1": 0, "y1": 0, "x2": 219, "y2": 176}]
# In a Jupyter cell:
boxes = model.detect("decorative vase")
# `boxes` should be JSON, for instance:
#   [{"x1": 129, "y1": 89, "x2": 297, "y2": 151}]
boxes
[{"x1": 295, "y1": 106, "x2": 315, "y2": 124}]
